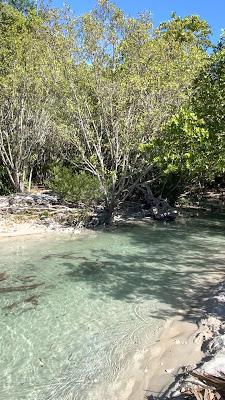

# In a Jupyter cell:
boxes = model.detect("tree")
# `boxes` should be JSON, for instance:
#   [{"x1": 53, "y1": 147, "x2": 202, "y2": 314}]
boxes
[
  {"x1": 156, "y1": 13, "x2": 212, "y2": 50},
  {"x1": 58, "y1": 1, "x2": 209, "y2": 222},
  {"x1": 0, "y1": 4, "x2": 72, "y2": 191},
  {"x1": 143, "y1": 46, "x2": 225, "y2": 196},
  {"x1": 214, "y1": 31, "x2": 225, "y2": 53},
  {"x1": 2, "y1": 0, "x2": 36, "y2": 14},
  {"x1": 143, "y1": 109, "x2": 211, "y2": 186},
  {"x1": 191, "y1": 47, "x2": 225, "y2": 176},
  {"x1": 0, "y1": 0, "x2": 213, "y2": 209},
  {"x1": 193, "y1": 48, "x2": 225, "y2": 135}
]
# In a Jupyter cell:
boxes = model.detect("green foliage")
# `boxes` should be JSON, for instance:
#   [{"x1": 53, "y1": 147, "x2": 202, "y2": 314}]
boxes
[
  {"x1": 142, "y1": 109, "x2": 211, "y2": 179},
  {"x1": 41, "y1": 210, "x2": 49, "y2": 218},
  {"x1": 58, "y1": 1, "x2": 209, "y2": 215},
  {"x1": 163, "y1": 110, "x2": 210, "y2": 174},
  {"x1": 190, "y1": 47, "x2": 225, "y2": 177},
  {"x1": 141, "y1": 39, "x2": 225, "y2": 193},
  {"x1": 3, "y1": 0, "x2": 36, "y2": 14},
  {"x1": 0, "y1": 2, "x2": 73, "y2": 191},
  {"x1": 192, "y1": 48, "x2": 225, "y2": 138},
  {"x1": 0, "y1": 0, "x2": 221, "y2": 210},
  {"x1": 0, "y1": 165, "x2": 12, "y2": 194},
  {"x1": 156, "y1": 13, "x2": 212, "y2": 49},
  {"x1": 48, "y1": 166, "x2": 102, "y2": 204}
]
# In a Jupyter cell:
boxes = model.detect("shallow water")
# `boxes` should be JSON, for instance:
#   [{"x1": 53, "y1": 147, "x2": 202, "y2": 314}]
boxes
[{"x1": 0, "y1": 216, "x2": 225, "y2": 400}]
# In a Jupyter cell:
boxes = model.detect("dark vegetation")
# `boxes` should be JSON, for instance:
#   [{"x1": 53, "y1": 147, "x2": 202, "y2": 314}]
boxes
[{"x1": 0, "y1": 0, "x2": 224, "y2": 223}]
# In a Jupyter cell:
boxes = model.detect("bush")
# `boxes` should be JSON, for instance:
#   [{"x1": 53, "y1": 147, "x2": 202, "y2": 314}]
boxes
[
  {"x1": 0, "y1": 166, "x2": 13, "y2": 195},
  {"x1": 47, "y1": 165, "x2": 102, "y2": 204}
]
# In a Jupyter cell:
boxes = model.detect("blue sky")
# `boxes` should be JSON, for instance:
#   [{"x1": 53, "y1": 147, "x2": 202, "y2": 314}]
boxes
[{"x1": 54, "y1": 0, "x2": 225, "y2": 44}]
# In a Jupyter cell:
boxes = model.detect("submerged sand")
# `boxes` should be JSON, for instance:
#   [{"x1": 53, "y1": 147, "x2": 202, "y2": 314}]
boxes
[{"x1": 1, "y1": 216, "x2": 224, "y2": 399}]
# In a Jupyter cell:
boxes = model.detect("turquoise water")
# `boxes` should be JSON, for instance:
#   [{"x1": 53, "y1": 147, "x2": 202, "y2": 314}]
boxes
[{"x1": 0, "y1": 217, "x2": 225, "y2": 400}]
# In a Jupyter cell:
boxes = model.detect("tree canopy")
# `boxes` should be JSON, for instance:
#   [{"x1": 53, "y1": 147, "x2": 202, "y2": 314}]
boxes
[{"x1": 0, "y1": 0, "x2": 223, "y2": 221}]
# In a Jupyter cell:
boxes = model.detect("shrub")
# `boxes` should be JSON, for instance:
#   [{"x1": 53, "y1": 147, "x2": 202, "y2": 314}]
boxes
[
  {"x1": 0, "y1": 166, "x2": 13, "y2": 195},
  {"x1": 47, "y1": 165, "x2": 102, "y2": 204}
]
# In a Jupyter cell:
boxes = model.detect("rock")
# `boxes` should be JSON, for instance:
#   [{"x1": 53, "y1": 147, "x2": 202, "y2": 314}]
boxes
[
  {"x1": 8, "y1": 193, "x2": 61, "y2": 207},
  {"x1": 200, "y1": 353, "x2": 225, "y2": 377},
  {"x1": 0, "y1": 197, "x2": 10, "y2": 208},
  {"x1": 208, "y1": 334, "x2": 225, "y2": 354},
  {"x1": 220, "y1": 323, "x2": 225, "y2": 334}
]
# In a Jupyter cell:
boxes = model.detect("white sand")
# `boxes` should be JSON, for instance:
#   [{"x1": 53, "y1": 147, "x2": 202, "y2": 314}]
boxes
[
  {"x1": 0, "y1": 217, "x2": 80, "y2": 237},
  {"x1": 127, "y1": 316, "x2": 203, "y2": 399}
]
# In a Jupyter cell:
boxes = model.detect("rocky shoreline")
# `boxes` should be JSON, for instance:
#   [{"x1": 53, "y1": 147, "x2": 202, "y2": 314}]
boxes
[
  {"x1": 0, "y1": 192, "x2": 90, "y2": 236},
  {"x1": 0, "y1": 192, "x2": 178, "y2": 236}
]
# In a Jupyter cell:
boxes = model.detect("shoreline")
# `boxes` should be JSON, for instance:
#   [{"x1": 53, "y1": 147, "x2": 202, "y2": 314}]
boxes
[
  {"x1": 127, "y1": 277, "x2": 225, "y2": 400},
  {"x1": 99, "y1": 315, "x2": 202, "y2": 400},
  {"x1": 0, "y1": 219, "x2": 82, "y2": 238},
  {"x1": 89, "y1": 270, "x2": 225, "y2": 400},
  {"x1": 127, "y1": 316, "x2": 202, "y2": 400},
  {"x1": 93, "y1": 312, "x2": 207, "y2": 400}
]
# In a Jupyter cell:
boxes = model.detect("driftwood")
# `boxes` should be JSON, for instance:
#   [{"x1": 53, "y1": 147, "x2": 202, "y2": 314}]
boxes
[
  {"x1": 177, "y1": 372, "x2": 225, "y2": 400},
  {"x1": 0, "y1": 283, "x2": 43, "y2": 293},
  {"x1": 139, "y1": 184, "x2": 177, "y2": 221},
  {"x1": 191, "y1": 371, "x2": 225, "y2": 395}
]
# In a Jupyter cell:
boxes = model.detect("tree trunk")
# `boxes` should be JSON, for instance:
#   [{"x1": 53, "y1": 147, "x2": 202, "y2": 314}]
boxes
[
  {"x1": 28, "y1": 168, "x2": 33, "y2": 192},
  {"x1": 140, "y1": 183, "x2": 155, "y2": 206},
  {"x1": 104, "y1": 200, "x2": 115, "y2": 225},
  {"x1": 13, "y1": 171, "x2": 25, "y2": 193}
]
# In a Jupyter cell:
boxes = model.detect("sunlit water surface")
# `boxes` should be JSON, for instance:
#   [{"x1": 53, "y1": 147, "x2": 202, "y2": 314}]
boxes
[{"x1": 0, "y1": 216, "x2": 225, "y2": 400}]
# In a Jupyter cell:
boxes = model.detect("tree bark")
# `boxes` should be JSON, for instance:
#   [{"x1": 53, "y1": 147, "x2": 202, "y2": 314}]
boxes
[
  {"x1": 28, "y1": 167, "x2": 33, "y2": 192},
  {"x1": 104, "y1": 200, "x2": 115, "y2": 225},
  {"x1": 13, "y1": 171, "x2": 25, "y2": 193}
]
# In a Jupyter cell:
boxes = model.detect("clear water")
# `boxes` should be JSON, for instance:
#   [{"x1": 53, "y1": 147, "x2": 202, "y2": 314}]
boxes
[{"x1": 0, "y1": 216, "x2": 225, "y2": 400}]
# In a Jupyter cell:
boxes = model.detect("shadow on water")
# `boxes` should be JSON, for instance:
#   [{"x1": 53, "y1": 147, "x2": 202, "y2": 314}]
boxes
[{"x1": 62, "y1": 217, "x2": 225, "y2": 323}]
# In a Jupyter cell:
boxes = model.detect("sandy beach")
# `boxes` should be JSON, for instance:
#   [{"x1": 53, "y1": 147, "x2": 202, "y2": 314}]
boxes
[
  {"x1": 0, "y1": 215, "x2": 82, "y2": 237},
  {"x1": 127, "y1": 316, "x2": 202, "y2": 399}
]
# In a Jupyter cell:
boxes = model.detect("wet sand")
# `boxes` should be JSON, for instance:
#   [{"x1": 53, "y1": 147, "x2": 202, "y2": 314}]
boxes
[{"x1": 127, "y1": 316, "x2": 202, "y2": 400}]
